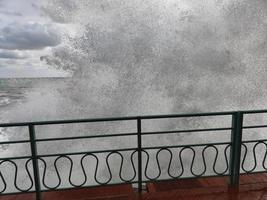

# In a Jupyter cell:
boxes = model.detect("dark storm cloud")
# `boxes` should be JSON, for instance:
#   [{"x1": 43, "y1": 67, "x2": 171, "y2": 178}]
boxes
[
  {"x1": 0, "y1": 50, "x2": 27, "y2": 59},
  {"x1": 0, "y1": 23, "x2": 61, "y2": 50}
]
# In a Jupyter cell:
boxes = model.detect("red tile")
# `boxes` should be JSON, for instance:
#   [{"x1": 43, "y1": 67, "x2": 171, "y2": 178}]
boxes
[{"x1": 2, "y1": 174, "x2": 267, "y2": 200}]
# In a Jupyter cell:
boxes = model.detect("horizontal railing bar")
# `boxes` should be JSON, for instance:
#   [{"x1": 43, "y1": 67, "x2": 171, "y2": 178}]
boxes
[
  {"x1": 0, "y1": 111, "x2": 236, "y2": 127},
  {"x1": 142, "y1": 127, "x2": 232, "y2": 135},
  {"x1": 38, "y1": 147, "x2": 138, "y2": 158},
  {"x1": 35, "y1": 132, "x2": 137, "y2": 142},
  {"x1": 37, "y1": 141, "x2": 231, "y2": 158},
  {"x1": 40, "y1": 181, "x2": 139, "y2": 193},
  {"x1": 0, "y1": 117, "x2": 137, "y2": 127},
  {"x1": 141, "y1": 174, "x2": 230, "y2": 183},
  {"x1": 34, "y1": 127, "x2": 232, "y2": 142},
  {"x1": 242, "y1": 109, "x2": 267, "y2": 114},
  {"x1": 0, "y1": 155, "x2": 32, "y2": 160},
  {"x1": 0, "y1": 191, "x2": 35, "y2": 196},
  {"x1": 1, "y1": 109, "x2": 267, "y2": 127},
  {"x1": 0, "y1": 143, "x2": 231, "y2": 159},
  {"x1": 240, "y1": 170, "x2": 267, "y2": 174},
  {"x1": 0, "y1": 140, "x2": 30, "y2": 145},
  {"x1": 140, "y1": 111, "x2": 234, "y2": 118},
  {"x1": 242, "y1": 139, "x2": 267, "y2": 143},
  {"x1": 142, "y1": 142, "x2": 231, "y2": 150},
  {"x1": 243, "y1": 125, "x2": 267, "y2": 129}
]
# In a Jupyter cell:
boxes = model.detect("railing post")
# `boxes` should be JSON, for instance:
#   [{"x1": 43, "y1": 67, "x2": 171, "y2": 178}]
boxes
[
  {"x1": 137, "y1": 118, "x2": 142, "y2": 193},
  {"x1": 29, "y1": 125, "x2": 41, "y2": 200},
  {"x1": 229, "y1": 111, "x2": 243, "y2": 186}
]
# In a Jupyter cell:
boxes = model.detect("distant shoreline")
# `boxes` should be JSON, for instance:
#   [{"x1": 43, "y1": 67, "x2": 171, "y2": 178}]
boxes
[{"x1": 0, "y1": 76, "x2": 71, "y2": 80}]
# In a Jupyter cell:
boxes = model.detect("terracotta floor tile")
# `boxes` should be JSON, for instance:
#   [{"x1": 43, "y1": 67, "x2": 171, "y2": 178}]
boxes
[{"x1": 2, "y1": 174, "x2": 267, "y2": 200}]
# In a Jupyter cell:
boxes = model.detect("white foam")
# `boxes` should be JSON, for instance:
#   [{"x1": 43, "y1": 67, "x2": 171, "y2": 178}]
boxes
[{"x1": 0, "y1": 97, "x2": 11, "y2": 106}]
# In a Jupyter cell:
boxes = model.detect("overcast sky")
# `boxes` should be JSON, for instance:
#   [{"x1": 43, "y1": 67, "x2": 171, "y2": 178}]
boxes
[{"x1": 0, "y1": 0, "x2": 69, "y2": 78}]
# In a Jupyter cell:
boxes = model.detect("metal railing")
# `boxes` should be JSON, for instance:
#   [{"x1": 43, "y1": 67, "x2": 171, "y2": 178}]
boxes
[{"x1": 0, "y1": 109, "x2": 267, "y2": 199}]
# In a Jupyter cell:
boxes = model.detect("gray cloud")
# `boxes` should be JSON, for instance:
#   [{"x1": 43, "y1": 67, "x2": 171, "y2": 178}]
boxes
[
  {"x1": 0, "y1": 50, "x2": 27, "y2": 59},
  {"x1": 0, "y1": 23, "x2": 61, "y2": 50},
  {"x1": 31, "y1": 3, "x2": 39, "y2": 9},
  {"x1": 0, "y1": 10, "x2": 22, "y2": 16}
]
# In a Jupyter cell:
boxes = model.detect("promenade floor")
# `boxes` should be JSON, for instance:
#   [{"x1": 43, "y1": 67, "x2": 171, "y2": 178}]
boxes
[{"x1": 2, "y1": 174, "x2": 267, "y2": 200}]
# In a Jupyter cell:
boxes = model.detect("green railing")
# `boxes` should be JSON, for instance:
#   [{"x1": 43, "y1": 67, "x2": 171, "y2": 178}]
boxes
[{"x1": 0, "y1": 109, "x2": 267, "y2": 199}]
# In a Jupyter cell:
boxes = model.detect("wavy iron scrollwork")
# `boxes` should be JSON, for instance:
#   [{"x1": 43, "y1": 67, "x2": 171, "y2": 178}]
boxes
[
  {"x1": 0, "y1": 145, "x2": 230, "y2": 193},
  {"x1": 39, "y1": 151, "x2": 137, "y2": 190},
  {"x1": 0, "y1": 159, "x2": 34, "y2": 193},
  {"x1": 143, "y1": 144, "x2": 230, "y2": 181},
  {"x1": 241, "y1": 141, "x2": 267, "y2": 173}
]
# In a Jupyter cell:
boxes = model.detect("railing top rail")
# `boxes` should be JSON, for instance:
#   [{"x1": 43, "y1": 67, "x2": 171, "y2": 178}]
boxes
[
  {"x1": 0, "y1": 111, "x2": 236, "y2": 127},
  {"x1": 0, "y1": 109, "x2": 267, "y2": 127},
  {"x1": 242, "y1": 109, "x2": 267, "y2": 114}
]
